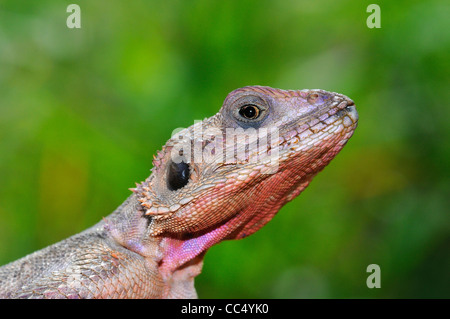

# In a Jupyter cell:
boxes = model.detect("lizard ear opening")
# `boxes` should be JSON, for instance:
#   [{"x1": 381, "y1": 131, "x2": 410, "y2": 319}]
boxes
[{"x1": 167, "y1": 159, "x2": 190, "y2": 191}]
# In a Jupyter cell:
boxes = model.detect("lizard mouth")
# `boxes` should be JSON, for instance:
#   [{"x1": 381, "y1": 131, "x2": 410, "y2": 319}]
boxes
[
  {"x1": 277, "y1": 100, "x2": 358, "y2": 154},
  {"x1": 336, "y1": 102, "x2": 358, "y2": 121},
  {"x1": 332, "y1": 100, "x2": 358, "y2": 128}
]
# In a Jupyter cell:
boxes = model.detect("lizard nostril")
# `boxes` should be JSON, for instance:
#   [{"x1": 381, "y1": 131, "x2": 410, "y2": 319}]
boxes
[{"x1": 307, "y1": 93, "x2": 320, "y2": 104}]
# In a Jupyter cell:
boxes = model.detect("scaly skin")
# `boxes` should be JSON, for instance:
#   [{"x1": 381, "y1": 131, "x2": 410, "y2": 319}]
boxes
[{"x1": 0, "y1": 86, "x2": 358, "y2": 298}]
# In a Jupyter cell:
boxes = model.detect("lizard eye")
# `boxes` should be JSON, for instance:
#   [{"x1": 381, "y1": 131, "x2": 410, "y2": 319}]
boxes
[
  {"x1": 230, "y1": 95, "x2": 269, "y2": 128},
  {"x1": 167, "y1": 160, "x2": 190, "y2": 191},
  {"x1": 239, "y1": 104, "x2": 260, "y2": 120}
]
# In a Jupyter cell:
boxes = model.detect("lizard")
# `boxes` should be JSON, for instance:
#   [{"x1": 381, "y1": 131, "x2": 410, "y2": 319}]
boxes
[{"x1": 0, "y1": 86, "x2": 358, "y2": 298}]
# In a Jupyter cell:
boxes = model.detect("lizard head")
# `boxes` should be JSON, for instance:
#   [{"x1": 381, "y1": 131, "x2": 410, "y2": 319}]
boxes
[{"x1": 135, "y1": 86, "x2": 357, "y2": 269}]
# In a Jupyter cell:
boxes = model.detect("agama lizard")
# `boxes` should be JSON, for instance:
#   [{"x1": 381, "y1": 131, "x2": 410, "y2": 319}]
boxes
[{"x1": 0, "y1": 86, "x2": 358, "y2": 298}]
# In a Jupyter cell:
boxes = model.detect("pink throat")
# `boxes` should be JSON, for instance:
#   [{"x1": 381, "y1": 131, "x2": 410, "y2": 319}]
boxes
[{"x1": 157, "y1": 163, "x2": 314, "y2": 274}]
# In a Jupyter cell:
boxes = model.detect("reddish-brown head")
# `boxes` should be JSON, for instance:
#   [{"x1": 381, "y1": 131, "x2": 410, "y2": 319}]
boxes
[{"x1": 136, "y1": 86, "x2": 358, "y2": 271}]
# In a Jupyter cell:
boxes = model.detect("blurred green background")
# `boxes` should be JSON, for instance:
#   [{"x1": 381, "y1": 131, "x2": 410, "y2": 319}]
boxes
[{"x1": 0, "y1": 0, "x2": 448, "y2": 298}]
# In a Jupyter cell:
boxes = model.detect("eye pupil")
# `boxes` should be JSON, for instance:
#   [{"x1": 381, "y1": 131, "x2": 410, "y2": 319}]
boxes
[
  {"x1": 167, "y1": 160, "x2": 190, "y2": 191},
  {"x1": 239, "y1": 104, "x2": 260, "y2": 119}
]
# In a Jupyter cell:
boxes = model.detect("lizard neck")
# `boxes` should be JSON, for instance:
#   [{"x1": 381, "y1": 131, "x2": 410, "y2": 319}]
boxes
[
  {"x1": 103, "y1": 194, "x2": 204, "y2": 296},
  {"x1": 103, "y1": 194, "x2": 169, "y2": 264}
]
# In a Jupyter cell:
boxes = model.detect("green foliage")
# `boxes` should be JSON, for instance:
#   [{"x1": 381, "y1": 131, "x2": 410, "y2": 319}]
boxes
[{"x1": 0, "y1": 0, "x2": 448, "y2": 298}]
